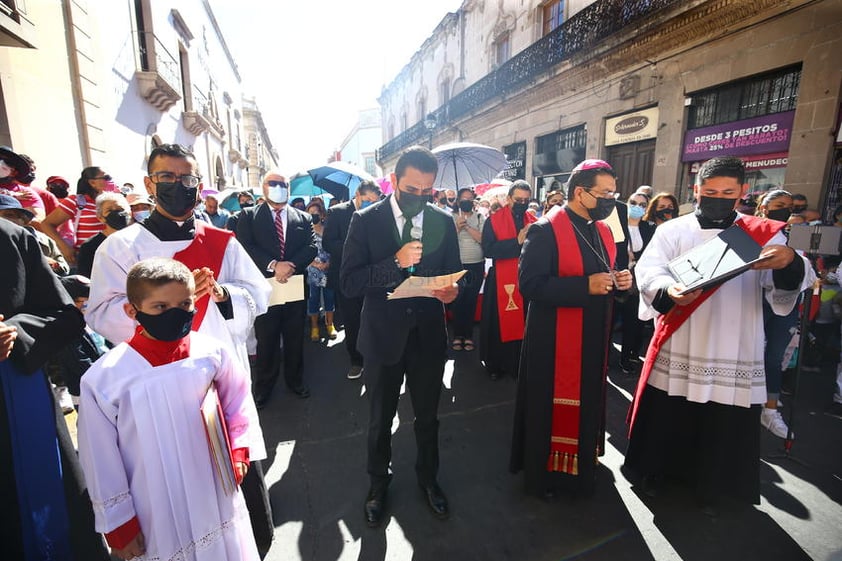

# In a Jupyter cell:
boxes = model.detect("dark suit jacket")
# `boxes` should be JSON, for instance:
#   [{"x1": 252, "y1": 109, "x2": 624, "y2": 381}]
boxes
[
  {"x1": 633, "y1": 220, "x2": 657, "y2": 261},
  {"x1": 614, "y1": 200, "x2": 632, "y2": 270},
  {"x1": 340, "y1": 196, "x2": 463, "y2": 365},
  {"x1": 235, "y1": 202, "x2": 318, "y2": 278},
  {"x1": 322, "y1": 200, "x2": 356, "y2": 291}
]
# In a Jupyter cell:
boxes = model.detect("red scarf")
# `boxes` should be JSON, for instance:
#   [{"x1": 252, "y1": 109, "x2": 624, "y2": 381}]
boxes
[
  {"x1": 626, "y1": 215, "x2": 785, "y2": 432},
  {"x1": 489, "y1": 206, "x2": 538, "y2": 342},
  {"x1": 172, "y1": 221, "x2": 232, "y2": 330},
  {"x1": 547, "y1": 208, "x2": 615, "y2": 474},
  {"x1": 128, "y1": 326, "x2": 191, "y2": 366}
]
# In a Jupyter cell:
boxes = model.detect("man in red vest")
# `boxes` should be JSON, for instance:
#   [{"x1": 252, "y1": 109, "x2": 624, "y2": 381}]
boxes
[
  {"x1": 480, "y1": 180, "x2": 537, "y2": 380},
  {"x1": 624, "y1": 156, "x2": 814, "y2": 514}
]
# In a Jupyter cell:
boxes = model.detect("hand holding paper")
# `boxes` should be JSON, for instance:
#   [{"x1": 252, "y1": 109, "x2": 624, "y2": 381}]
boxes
[
  {"x1": 387, "y1": 270, "x2": 466, "y2": 300},
  {"x1": 751, "y1": 244, "x2": 795, "y2": 270}
]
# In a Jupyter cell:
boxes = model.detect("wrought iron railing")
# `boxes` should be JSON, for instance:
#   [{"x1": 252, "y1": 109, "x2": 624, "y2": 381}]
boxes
[
  {"x1": 136, "y1": 31, "x2": 181, "y2": 94},
  {"x1": 377, "y1": 0, "x2": 680, "y2": 161}
]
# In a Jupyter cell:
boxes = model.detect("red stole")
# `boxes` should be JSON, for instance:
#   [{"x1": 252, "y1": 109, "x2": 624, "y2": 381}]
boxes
[
  {"x1": 128, "y1": 326, "x2": 191, "y2": 366},
  {"x1": 489, "y1": 206, "x2": 537, "y2": 342},
  {"x1": 626, "y1": 215, "x2": 785, "y2": 433},
  {"x1": 547, "y1": 208, "x2": 615, "y2": 474},
  {"x1": 172, "y1": 221, "x2": 232, "y2": 331}
]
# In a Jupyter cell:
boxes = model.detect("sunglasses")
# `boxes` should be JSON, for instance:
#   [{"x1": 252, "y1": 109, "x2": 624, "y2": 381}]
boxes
[
  {"x1": 94, "y1": 174, "x2": 113, "y2": 181},
  {"x1": 267, "y1": 180, "x2": 288, "y2": 188}
]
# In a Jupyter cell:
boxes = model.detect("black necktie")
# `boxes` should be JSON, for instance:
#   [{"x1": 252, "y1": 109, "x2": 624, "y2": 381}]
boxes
[{"x1": 402, "y1": 215, "x2": 413, "y2": 244}]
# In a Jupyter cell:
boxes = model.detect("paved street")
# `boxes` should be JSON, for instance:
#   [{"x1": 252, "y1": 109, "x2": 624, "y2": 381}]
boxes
[{"x1": 254, "y1": 326, "x2": 842, "y2": 561}]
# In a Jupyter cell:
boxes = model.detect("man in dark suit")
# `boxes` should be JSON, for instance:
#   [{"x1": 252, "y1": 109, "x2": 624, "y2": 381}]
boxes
[
  {"x1": 322, "y1": 179, "x2": 382, "y2": 380},
  {"x1": 340, "y1": 146, "x2": 462, "y2": 527},
  {"x1": 236, "y1": 170, "x2": 317, "y2": 406}
]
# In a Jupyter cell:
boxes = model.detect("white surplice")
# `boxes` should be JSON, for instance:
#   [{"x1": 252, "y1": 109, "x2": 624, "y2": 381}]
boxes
[
  {"x1": 78, "y1": 333, "x2": 261, "y2": 561},
  {"x1": 636, "y1": 213, "x2": 815, "y2": 408},
  {"x1": 85, "y1": 223, "x2": 269, "y2": 458}
]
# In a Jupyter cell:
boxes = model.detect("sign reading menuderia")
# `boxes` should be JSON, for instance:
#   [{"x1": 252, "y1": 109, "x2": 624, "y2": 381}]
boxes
[
  {"x1": 605, "y1": 107, "x2": 660, "y2": 146},
  {"x1": 682, "y1": 111, "x2": 794, "y2": 162}
]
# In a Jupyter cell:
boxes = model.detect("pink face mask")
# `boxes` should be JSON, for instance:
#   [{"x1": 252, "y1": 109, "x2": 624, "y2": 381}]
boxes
[{"x1": 104, "y1": 179, "x2": 120, "y2": 193}]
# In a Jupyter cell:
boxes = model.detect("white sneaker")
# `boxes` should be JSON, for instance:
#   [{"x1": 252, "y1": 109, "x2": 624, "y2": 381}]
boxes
[
  {"x1": 761, "y1": 407, "x2": 792, "y2": 439},
  {"x1": 54, "y1": 386, "x2": 74, "y2": 414}
]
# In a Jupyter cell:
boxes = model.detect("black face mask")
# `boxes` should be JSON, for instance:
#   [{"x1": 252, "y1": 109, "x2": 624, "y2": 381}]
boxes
[
  {"x1": 50, "y1": 186, "x2": 68, "y2": 199},
  {"x1": 583, "y1": 191, "x2": 616, "y2": 221},
  {"x1": 446, "y1": 198, "x2": 456, "y2": 206},
  {"x1": 310, "y1": 214, "x2": 321, "y2": 225},
  {"x1": 654, "y1": 208, "x2": 674, "y2": 222},
  {"x1": 766, "y1": 208, "x2": 792, "y2": 223},
  {"x1": 134, "y1": 307, "x2": 195, "y2": 341},
  {"x1": 239, "y1": 200, "x2": 254, "y2": 209},
  {"x1": 697, "y1": 196, "x2": 737, "y2": 222},
  {"x1": 104, "y1": 210, "x2": 131, "y2": 230},
  {"x1": 458, "y1": 200, "x2": 474, "y2": 213},
  {"x1": 512, "y1": 202, "x2": 529, "y2": 216},
  {"x1": 396, "y1": 190, "x2": 428, "y2": 218},
  {"x1": 791, "y1": 205, "x2": 807, "y2": 214},
  {"x1": 156, "y1": 182, "x2": 198, "y2": 218}
]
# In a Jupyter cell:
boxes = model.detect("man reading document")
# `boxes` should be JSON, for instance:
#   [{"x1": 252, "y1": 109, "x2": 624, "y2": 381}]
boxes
[
  {"x1": 340, "y1": 146, "x2": 461, "y2": 527},
  {"x1": 624, "y1": 157, "x2": 814, "y2": 513}
]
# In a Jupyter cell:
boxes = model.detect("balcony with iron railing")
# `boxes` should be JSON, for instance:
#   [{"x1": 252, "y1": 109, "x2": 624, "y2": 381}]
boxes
[
  {"x1": 376, "y1": 0, "x2": 680, "y2": 162},
  {"x1": 182, "y1": 85, "x2": 225, "y2": 139},
  {"x1": 134, "y1": 31, "x2": 181, "y2": 112}
]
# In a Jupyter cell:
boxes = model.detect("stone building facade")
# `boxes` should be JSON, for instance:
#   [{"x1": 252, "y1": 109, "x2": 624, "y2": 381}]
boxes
[
  {"x1": 377, "y1": 0, "x2": 842, "y2": 216},
  {"x1": 242, "y1": 95, "x2": 279, "y2": 187},
  {"x1": 0, "y1": 0, "x2": 275, "y2": 192},
  {"x1": 338, "y1": 108, "x2": 384, "y2": 179}
]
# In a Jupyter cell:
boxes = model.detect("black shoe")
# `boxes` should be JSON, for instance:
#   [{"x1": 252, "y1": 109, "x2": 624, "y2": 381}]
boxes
[
  {"x1": 619, "y1": 358, "x2": 639, "y2": 374},
  {"x1": 419, "y1": 482, "x2": 449, "y2": 520},
  {"x1": 290, "y1": 385, "x2": 310, "y2": 399},
  {"x1": 639, "y1": 475, "x2": 662, "y2": 498},
  {"x1": 364, "y1": 484, "x2": 388, "y2": 527}
]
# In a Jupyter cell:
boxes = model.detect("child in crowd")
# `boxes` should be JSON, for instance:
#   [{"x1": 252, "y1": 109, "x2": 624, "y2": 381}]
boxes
[{"x1": 78, "y1": 258, "x2": 261, "y2": 561}]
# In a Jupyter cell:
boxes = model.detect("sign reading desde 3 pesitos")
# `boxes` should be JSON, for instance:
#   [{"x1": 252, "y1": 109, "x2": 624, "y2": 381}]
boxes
[
  {"x1": 605, "y1": 107, "x2": 660, "y2": 146},
  {"x1": 682, "y1": 111, "x2": 794, "y2": 162}
]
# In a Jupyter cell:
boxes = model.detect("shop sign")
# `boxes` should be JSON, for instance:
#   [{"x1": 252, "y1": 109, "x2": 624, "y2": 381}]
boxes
[
  {"x1": 742, "y1": 152, "x2": 788, "y2": 170},
  {"x1": 605, "y1": 107, "x2": 659, "y2": 146},
  {"x1": 502, "y1": 141, "x2": 527, "y2": 181},
  {"x1": 682, "y1": 111, "x2": 794, "y2": 162}
]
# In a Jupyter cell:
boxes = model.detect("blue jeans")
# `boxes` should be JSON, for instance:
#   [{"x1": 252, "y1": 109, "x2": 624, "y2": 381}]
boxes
[{"x1": 307, "y1": 285, "x2": 335, "y2": 315}]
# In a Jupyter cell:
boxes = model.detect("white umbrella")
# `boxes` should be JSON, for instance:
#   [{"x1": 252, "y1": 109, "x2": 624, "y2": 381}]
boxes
[
  {"x1": 479, "y1": 184, "x2": 511, "y2": 202},
  {"x1": 432, "y1": 142, "x2": 508, "y2": 190}
]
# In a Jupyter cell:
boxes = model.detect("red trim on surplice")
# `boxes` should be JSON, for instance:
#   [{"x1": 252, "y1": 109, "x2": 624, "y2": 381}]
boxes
[
  {"x1": 172, "y1": 221, "x2": 233, "y2": 330},
  {"x1": 547, "y1": 208, "x2": 616, "y2": 474},
  {"x1": 626, "y1": 215, "x2": 785, "y2": 433},
  {"x1": 489, "y1": 206, "x2": 537, "y2": 342}
]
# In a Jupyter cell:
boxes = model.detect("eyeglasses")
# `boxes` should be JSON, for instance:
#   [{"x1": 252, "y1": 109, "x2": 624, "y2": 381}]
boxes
[
  {"x1": 512, "y1": 197, "x2": 530, "y2": 204},
  {"x1": 148, "y1": 172, "x2": 202, "y2": 188},
  {"x1": 267, "y1": 180, "x2": 288, "y2": 188},
  {"x1": 585, "y1": 189, "x2": 617, "y2": 200},
  {"x1": 94, "y1": 174, "x2": 112, "y2": 181}
]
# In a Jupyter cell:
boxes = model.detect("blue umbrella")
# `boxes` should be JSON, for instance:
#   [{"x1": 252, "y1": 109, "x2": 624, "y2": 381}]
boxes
[
  {"x1": 290, "y1": 173, "x2": 331, "y2": 197},
  {"x1": 308, "y1": 161, "x2": 376, "y2": 201}
]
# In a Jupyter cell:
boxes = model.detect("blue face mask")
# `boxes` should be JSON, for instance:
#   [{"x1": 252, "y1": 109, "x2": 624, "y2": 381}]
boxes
[
  {"x1": 628, "y1": 205, "x2": 646, "y2": 220},
  {"x1": 360, "y1": 200, "x2": 373, "y2": 209}
]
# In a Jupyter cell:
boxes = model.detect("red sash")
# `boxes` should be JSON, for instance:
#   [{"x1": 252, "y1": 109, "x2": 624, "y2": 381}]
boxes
[
  {"x1": 547, "y1": 209, "x2": 616, "y2": 474},
  {"x1": 172, "y1": 221, "x2": 233, "y2": 331},
  {"x1": 626, "y1": 215, "x2": 785, "y2": 433},
  {"x1": 490, "y1": 206, "x2": 537, "y2": 342}
]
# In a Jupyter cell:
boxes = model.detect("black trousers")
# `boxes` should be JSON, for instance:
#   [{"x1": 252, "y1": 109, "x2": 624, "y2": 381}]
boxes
[
  {"x1": 450, "y1": 261, "x2": 484, "y2": 340},
  {"x1": 337, "y1": 291, "x2": 364, "y2": 368},
  {"x1": 241, "y1": 460, "x2": 273, "y2": 558},
  {"x1": 365, "y1": 329, "x2": 445, "y2": 486},
  {"x1": 253, "y1": 300, "x2": 306, "y2": 396},
  {"x1": 620, "y1": 291, "x2": 645, "y2": 361}
]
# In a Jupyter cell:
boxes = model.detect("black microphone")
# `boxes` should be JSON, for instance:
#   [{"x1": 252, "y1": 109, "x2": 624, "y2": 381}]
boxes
[{"x1": 407, "y1": 225, "x2": 422, "y2": 274}]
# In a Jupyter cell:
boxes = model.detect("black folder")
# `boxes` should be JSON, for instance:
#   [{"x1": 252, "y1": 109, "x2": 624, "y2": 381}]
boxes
[{"x1": 668, "y1": 223, "x2": 771, "y2": 295}]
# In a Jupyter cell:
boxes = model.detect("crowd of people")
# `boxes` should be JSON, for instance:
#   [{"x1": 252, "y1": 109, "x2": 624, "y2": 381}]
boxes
[{"x1": 1, "y1": 140, "x2": 839, "y2": 559}]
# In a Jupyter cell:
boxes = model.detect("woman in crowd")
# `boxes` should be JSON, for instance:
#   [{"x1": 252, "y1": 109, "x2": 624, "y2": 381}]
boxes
[
  {"x1": 306, "y1": 199, "x2": 337, "y2": 342},
  {"x1": 755, "y1": 189, "x2": 800, "y2": 438},
  {"x1": 619, "y1": 191, "x2": 656, "y2": 373},
  {"x1": 450, "y1": 187, "x2": 485, "y2": 352},
  {"x1": 543, "y1": 189, "x2": 565, "y2": 214},
  {"x1": 76, "y1": 192, "x2": 132, "y2": 278},
  {"x1": 642, "y1": 192, "x2": 678, "y2": 226},
  {"x1": 40, "y1": 166, "x2": 115, "y2": 265}
]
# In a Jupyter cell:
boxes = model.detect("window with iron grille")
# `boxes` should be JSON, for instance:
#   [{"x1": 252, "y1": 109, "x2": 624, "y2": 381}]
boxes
[{"x1": 688, "y1": 66, "x2": 801, "y2": 129}]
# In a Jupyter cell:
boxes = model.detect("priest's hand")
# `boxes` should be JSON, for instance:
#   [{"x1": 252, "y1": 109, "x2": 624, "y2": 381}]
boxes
[
  {"x1": 193, "y1": 267, "x2": 215, "y2": 299},
  {"x1": 0, "y1": 317, "x2": 17, "y2": 361},
  {"x1": 517, "y1": 223, "x2": 532, "y2": 245},
  {"x1": 667, "y1": 284, "x2": 702, "y2": 306},
  {"x1": 432, "y1": 283, "x2": 459, "y2": 304},
  {"x1": 112, "y1": 531, "x2": 145, "y2": 560},
  {"x1": 273, "y1": 261, "x2": 296, "y2": 283},
  {"x1": 613, "y1": 269, "x2": 633, "y2": 291},
  {"x1": 752, "y1": 244, "x2": 795, "y2": 270},
  {"x1": 588, "y1": 272, "x2": 616, "y2": 295}
]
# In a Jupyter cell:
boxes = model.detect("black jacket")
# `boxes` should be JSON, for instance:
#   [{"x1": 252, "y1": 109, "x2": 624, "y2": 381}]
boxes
[
  {"x1": 322, "y1": 200, "x2": 356, "y2": 291},
  {"x1": 340, "y1": 196, "x2": 462, "y2": 365},
  {"x1": 235, "y1": 202, "x2": 318, "y2": 277}
]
